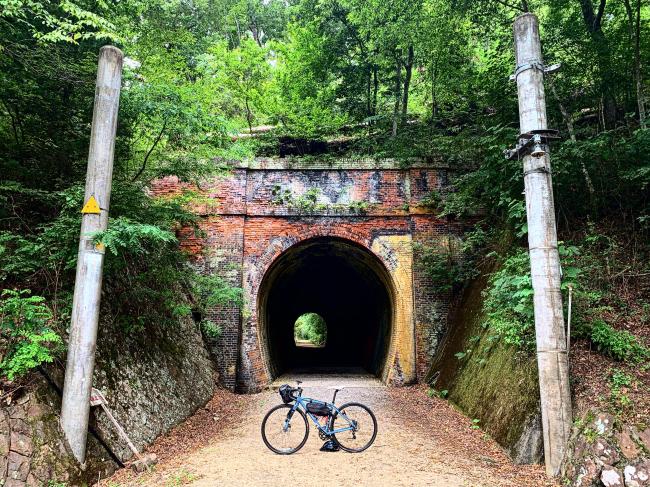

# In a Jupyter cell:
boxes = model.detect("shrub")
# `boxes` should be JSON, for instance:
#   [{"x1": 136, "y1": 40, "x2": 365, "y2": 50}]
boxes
[
  {"x1": 483, "y1": 245, "x2": 580, "y2": 350},
  {"x1": 590, "y1": 320, "x2": 648, "y2": 362},
  {"x1": 200, "y1": 320, "x2": 222, "y2": 340},
  {"x1": 0, "y1": 289, "x2": 63, "y2": 381}
]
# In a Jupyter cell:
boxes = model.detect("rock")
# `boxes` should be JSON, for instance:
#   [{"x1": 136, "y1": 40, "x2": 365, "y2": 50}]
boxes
[
  {"x1": 618, "y1": 426, "x2": 641, "y2": 460},
  {"x1": 593, "y1": 439, "x2": 620, "y2": 465},
  {"x1": 10, "y1": 431, "x2": 33, "y2": 457},
  {"x1": 26, "y1": 473, "x2": 41, "y2": 486},
  {"x1": 636, "y1": 428, "x2": 650, "y2": 452},
  {"x1": 10, "y1": 418, "x2": 30, "y2": 435},
  {"x1": 600, "y1": 465, "x2": 624, "y2": 486},
  {"x1": 130, "y1": 453, "x2": 158, "y2": 473},
  {"x1": 16, "y1": 394, "x2": 30, "y2": 406},
  {"x1": 7, "y1": 451, "x2": 30, "y2": 482},
  {"x1": 8, "y1": 405, "x2": 27, "y2": 421},
  {"x1": 26, "y1": 402, "x2": 46, "y2": 419},
  {"x1": 1, "y1": 411, "x2": 11, "y2": 477},
  {"x1": 5, "y1": 479, "x2": 27, "y2": 487},
  {"x1": 594, "y1": 413, "x2": 615, "y2": 436},
  {"x1": 624, "y1": 459, "x2": 650, "y2": 487},
  {"x1": 511, "y1": 412, "x2": 544, "y2": 464},
  {"x1": 576, "y1": 457, "x2": 600, "y2": 487}
]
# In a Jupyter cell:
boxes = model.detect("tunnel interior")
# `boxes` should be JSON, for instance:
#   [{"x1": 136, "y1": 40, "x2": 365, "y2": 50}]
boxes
[{"x1": 259, "y1": 238, "x2": 393, "y2": 379}]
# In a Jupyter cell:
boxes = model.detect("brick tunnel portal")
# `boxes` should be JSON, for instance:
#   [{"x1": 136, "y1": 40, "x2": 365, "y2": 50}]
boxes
[{"x1": 258, "y1": 238, "x2": 394, "y2": 380}]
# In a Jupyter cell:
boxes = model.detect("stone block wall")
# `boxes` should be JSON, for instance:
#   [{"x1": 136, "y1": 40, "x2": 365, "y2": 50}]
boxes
[{"x1": 1, "y1": 312, "x2": 217, "y2": 486}]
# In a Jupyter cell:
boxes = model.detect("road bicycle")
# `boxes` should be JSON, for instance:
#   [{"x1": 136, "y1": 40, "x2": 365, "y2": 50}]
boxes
[{"x1": 261, "y1": 381, "x2": 377, "y2": 454}]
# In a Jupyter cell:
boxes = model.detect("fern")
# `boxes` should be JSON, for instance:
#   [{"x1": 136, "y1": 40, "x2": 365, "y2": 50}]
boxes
[
  {"x1": 94, "y1": 217, "x2": 177, "y2": 255},
  {"x1": 0, "y1": 289, "x2": 63, "y2": 381}
]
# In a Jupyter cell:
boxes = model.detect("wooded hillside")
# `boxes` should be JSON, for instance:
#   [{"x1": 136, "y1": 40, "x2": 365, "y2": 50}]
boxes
[{"x1": 1, "y1": 0, "x2": 648, "y2": 474}]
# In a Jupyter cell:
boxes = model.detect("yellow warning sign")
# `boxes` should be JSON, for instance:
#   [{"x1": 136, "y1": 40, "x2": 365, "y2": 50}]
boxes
[{"x1": 81, "y1": 196, "x2": 101, "y2": 214}]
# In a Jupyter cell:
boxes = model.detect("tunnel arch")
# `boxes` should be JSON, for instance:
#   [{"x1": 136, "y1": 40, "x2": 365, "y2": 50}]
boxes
[{"x1": 257, "y1": 236, "x2": 397, "y2": 382}]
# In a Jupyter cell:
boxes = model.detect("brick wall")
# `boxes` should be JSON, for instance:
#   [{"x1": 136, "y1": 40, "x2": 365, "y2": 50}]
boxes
[{"x1": 151, "y1": 159, "x2": 458, "y2": 391}]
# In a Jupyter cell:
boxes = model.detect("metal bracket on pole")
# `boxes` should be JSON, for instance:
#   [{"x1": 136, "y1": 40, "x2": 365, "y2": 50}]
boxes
[
  {"x1": 509, "y1": 62, "x2": 561, "y2": 81},
  {"x1": 504, "y1": 129, "x2": 560, "y2": 160}
]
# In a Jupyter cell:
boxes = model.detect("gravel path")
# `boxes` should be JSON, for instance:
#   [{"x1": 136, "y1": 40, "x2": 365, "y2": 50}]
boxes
[{"x1": 102, "y1": 375, "x2": 555, "y2": 487}]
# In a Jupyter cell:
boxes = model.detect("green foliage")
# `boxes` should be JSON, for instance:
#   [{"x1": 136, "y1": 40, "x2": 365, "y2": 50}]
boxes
[
  {"x1": 591, "y1": 321, "x2": 649, "y2": 363},
  {"x1": 426, "y1": 388, "x2": 448, "y2": 399},
  {"x1": 294, "y1": 312, "x2": 327, "y2": 347},
  {"x1": 271, "y1": 186, "x2": 370, "y2": 214},
  {"x1": 609, "y1": 369, "x2": 633, "y2": 410},
  {"x1": 95, "y1": 218, "x2": 177, "y2": 255},
  {"x1": 201, "y1": 39, "x2": 273, "y2": 133},
  {"x1": 200, "y1": 320, "x2": 222, "y2": 341},
  {"x1": 191, "y1": 274, "x2": 243, "y2": 316},
  {"x1": 482, "y1": 245, "x2": 581, "y2": 350},
  {"x1": 416, "y1": 229, "x2": 485, "y2": 294},
  {"x1": 0, "y1": 289, "x2": 63, "y2": 381},
  {"x1": 0, "y1": 0, "x2": 116, "y2": 44}
]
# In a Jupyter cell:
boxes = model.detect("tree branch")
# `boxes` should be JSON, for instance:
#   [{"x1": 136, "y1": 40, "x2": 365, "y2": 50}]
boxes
[
  {"x1": 595, "y1": 0, "x2": 607, "y2": 28},
  {"x1": 132, "y1": 119, "x2": 168, "y2": 182},
  {"x1": 493, "y1": 0, "x2": 526, "y2": 12}
]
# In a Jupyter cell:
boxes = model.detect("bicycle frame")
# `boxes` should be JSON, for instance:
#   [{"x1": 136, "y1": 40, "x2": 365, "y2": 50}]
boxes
[{"x1": 285, "y1": 395, "x2": 355, "y2": 436}]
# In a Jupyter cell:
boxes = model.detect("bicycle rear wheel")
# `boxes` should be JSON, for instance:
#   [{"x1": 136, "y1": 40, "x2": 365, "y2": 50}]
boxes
[
  {"x1": 261, "y1": 404, "x2": 309, "y2": 454},
  {"x1": 329, "y1": 402, "x2": 377, "y2": 453}
]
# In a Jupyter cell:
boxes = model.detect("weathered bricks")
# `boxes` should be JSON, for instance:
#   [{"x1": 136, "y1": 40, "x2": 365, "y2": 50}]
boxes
[{"x1": 151, "y1": 159, "x2": 457, "y2": 391}]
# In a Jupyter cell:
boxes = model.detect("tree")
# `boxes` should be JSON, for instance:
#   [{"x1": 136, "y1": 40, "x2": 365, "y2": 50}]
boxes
[
  {"x1": 203, "y1": 38, "x2": 272, "y2": 133},
  {"x1": 0, "y1": 0, "x2": 115, "y2": 44}
]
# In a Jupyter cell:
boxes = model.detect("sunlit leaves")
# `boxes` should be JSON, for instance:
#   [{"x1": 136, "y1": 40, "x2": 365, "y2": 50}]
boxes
[{"x1": 0, "y1": 0, "x2": 116, "y2": 44}]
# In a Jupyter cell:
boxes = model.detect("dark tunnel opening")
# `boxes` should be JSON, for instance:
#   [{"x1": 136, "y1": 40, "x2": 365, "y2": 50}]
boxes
[{"x1": 259, "y1": 238, "x2": 393, "y2": 380}]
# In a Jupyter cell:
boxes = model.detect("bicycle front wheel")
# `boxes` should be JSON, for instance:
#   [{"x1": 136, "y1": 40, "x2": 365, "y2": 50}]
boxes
[
  {"x1": 329, "y1": 402, "x2": 377, "y2": 452},
  {"x1": 261, "y1": 404, "x2": 309, "y2": 454}
]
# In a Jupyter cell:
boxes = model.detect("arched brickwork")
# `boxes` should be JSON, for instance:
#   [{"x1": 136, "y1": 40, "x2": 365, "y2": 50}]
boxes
[
  {"x1": 151, "y1": 159, "x2": 458, "y2": 391},
  {"x1": 253, "y1": 235, "x2": 399, "y2": 387}
]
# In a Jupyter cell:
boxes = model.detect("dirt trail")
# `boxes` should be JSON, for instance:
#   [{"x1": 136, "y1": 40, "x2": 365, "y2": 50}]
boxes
[{"x1": 102, "y1": 376, "x2": 555, "y2": 487}]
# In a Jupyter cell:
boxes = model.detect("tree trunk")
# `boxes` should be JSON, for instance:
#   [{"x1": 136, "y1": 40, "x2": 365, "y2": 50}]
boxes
[
  {"x1": 245, "y1": 97, "x2": 253, "y2": 133},
  {"x1": 401, "y1": 45, "x2": 414, "y2": 123},
  {"x1": 623, "y1": 0, "x2": 646, "y2": 128},
  {"x1": 430, "y1": 59, "x2": 438, "y2": 118},
  {"x1": 578, "y1": 0, "x2": 617, "y2": 129},
  {"x1": 548, "y1": 79, "x2": 596, "y2": 194},
  {"x1": 548, "y1": 78, "x2": 577, "y2": 142},
  {"x1": 372, "y1": 64, "x2": 379, "y2": 117},
  {"x1": 366, "y1": 65, "x2": 372, "y2": 118},
  {"x1": 392, "y1": 53, "x2": 402, "y2": 137},
  {"x1": 247, "y1": 4, "x2": 263, "y2": 47}
]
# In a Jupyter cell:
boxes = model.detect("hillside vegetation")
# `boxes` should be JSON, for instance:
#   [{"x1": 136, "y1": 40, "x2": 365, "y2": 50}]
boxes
[{"x1": 1, "y1": 0, "x2": 648, "y2": 457}]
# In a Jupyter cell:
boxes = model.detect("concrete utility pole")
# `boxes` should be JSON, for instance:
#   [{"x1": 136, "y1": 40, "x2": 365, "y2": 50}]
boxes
[
  {"x1": 61, "y1": 45, "x2": 123, "y2": 465},
  {"x1": 509, "y1": 13, "x2": 572, "y2": 476}
]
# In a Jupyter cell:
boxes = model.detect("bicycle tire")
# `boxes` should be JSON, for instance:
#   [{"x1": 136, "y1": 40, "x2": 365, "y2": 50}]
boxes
[
  {"x1": 329, "y1": 402, "x2": 377, "y2": 453},
  {"x1": 261, "y1": 404, "x2": 309, "y2": 454}
]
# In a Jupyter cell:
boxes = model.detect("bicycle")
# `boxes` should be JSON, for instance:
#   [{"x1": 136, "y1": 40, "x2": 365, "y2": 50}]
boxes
[{"x1": 261, "y1": 381, "x2": 377, "y2": 455}]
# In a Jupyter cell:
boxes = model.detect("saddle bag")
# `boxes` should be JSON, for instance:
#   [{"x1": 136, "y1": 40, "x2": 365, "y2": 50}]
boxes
[
  {"x1": 279, "y1": 384, "x2": 294, "y2": 404},
  {"x1": 306, "y1": 402, "x2": 331, "y2": 416}
]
